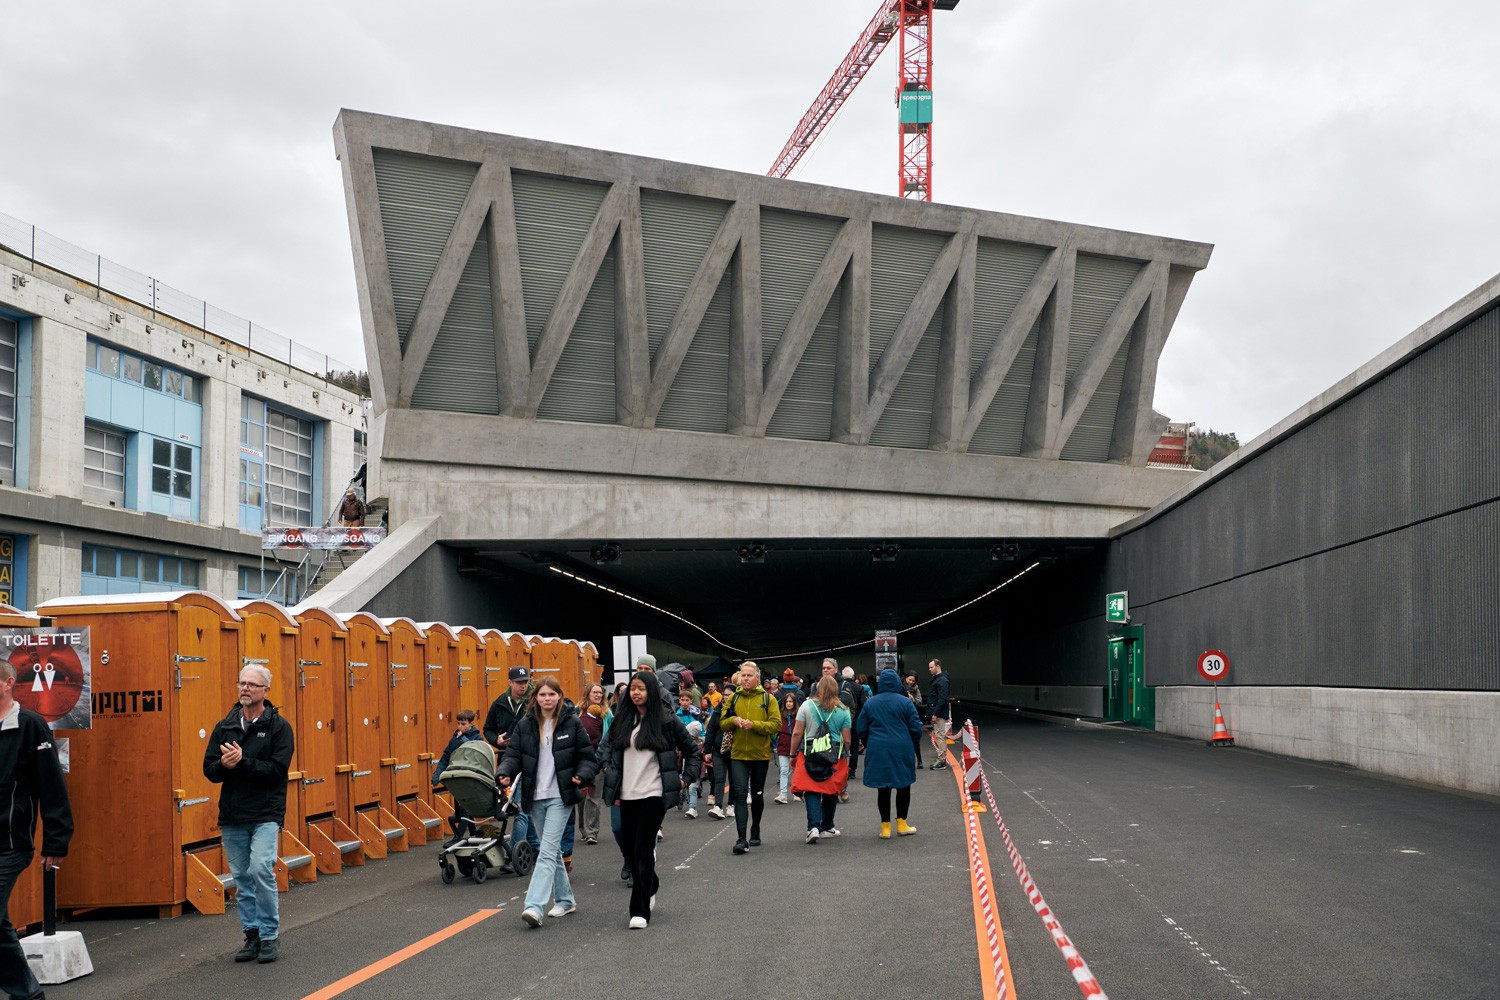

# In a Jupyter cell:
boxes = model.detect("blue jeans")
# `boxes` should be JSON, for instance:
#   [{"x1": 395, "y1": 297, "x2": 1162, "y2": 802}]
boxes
[
  {"x1": 804, "y1": 792, "x2": 839, "y2": 833},
  {"x1": 0, "y1": 849, "x2": 42, "y2": 1000},
  {"x1": 523, "y1": 797, "x2": 574, "y2": 917},
  {"x1": 222, "y1": 822, "x2": 281, "y2": 940},
  {"x1": 514, "y1": 809, "x2": 575, "y2": 857}
]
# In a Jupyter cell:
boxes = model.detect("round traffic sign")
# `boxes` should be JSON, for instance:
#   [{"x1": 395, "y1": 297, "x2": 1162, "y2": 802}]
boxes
[{"x1": 1197, "y1": 649, "x2": 1229, "y2": 681}]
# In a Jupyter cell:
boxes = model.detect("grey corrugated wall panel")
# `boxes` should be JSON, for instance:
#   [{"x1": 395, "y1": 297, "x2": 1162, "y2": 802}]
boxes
[
  {"x1": 1105, "y1": 303, "x2": 1500, "y2": 691},
  {"x1": 867, "y1": 225, "x2": 949, "y2": 449},
  {"x1": 967, "y1": 239, "x2": 1050, "y2": 456},
  {"x1": 371, "y1": 152, "x2": 480, "y2": 351},
  {"x1": 1060, "y1": 254, "x2": 1143, "y2": 461},
  {"x1": 510, "y1": 173, "x2": 617, "y2": 424},
  {"x1": 410, "y1": 219, "x2": 500, "y2": 414},
  {"x1": 512, "y1": 172, "x2": 610, "y2": 362},
  {"x1": 640, "y1": 191, "x2": 733, "y2": 434},
  {"x1": 761, "y1": 209, "x2": 844, "y2": 441}
]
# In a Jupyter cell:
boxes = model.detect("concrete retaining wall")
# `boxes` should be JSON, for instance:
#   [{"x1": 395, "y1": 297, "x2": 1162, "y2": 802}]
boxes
[{"x1": 1155, "y1": 686, "x2": 1500, "y2": 796}]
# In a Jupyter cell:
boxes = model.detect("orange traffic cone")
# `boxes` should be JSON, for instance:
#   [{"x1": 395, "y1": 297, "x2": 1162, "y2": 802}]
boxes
[{"x1": 1207, "y1": 701, "x2": 1234, "y2": 747}]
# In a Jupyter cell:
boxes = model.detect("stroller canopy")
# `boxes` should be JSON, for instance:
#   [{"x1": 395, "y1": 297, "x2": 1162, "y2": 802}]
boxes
[{"x1": 438, "y1": 739, "x2": 499, "y2": 818}]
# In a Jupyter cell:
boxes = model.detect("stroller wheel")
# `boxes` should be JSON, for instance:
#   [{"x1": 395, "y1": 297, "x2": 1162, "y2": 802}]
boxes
[
  {"x1": 439, "y1": 858, "x2": 456, "y2": 884},
  {"x1": 511, "y1": 840, "x2": 536, "y2": 877},
  {"x1": 471, "y1": 857, "x2": 488, "y2": 884}
]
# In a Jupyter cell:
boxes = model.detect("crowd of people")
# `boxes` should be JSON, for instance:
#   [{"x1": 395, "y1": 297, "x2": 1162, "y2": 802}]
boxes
[
  {"x1": 461, "y1": 653, "x2": 955, "y2": 931},
  {"x1": 191, "y1": 650, "x2": 956, "y2": 967}
]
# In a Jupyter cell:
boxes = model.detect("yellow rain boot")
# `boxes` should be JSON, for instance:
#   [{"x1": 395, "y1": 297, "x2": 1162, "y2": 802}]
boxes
[
  {"x1": 880, "y1": 822, "x2": 892, "y2": 840},
  {"x1": 897, "y1": 819, "x2": 918, "y2": 836}
]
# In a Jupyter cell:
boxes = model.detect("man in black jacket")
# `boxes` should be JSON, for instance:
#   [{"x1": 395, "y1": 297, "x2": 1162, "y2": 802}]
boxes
[
  {"x1": 483, "y1": 667, "x2": 531, "y2": 749},
  {"x1": 0, "y1": 658, "x2": 71, "y2": 1000},
  {"x1": 926, "y1": 658, "x2": 952, "y2": 770},
  {"x1": 204, "y1": 666, "x2": 294, "y2": 965}
]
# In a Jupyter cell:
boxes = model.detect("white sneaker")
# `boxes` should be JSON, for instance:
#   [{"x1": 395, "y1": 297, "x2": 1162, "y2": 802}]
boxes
[
  {"x1": 521, "y1": 907, "x2": 542, "y2": 927},
  {"x1": 725, "y1": 806, "x2": 735, "y2": 818},
  {"x1": 629, "y1": 916, "x2": 648, "y2": 930},
  {"x1": 820, "y1": 827, "x2": 841, "y2": 838},
  {"x1": 656, "y1": 828, "x2": 665, "y2": 842},
  {"x1": 684, "y1": 807, "x2": 698, "y2": 819},
  {"x1": 707, "y1": 805, "x2": 725, "y2": 820},
  {"x1": 547, "y1": 902, "x2": 576, "y2": 918},
  {"x1": 773, "y1": 794, "x2": 788, "y2": 804},
  {"x1": 805, "y1": 828, "x2": 820, "y2": 844}
]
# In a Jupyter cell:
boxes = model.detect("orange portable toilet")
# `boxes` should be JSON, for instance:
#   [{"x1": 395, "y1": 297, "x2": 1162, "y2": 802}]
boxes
[
  {"x1": 531, "y1": 636, "x2": 584, "y2": 704},
  {"x1": 232, "y1": 600, "x2": 317, "y2": 891},
  {"x1": 337, "y1": 611, "x2": 407, "y2": 860},
  {"x1": 503, "y1": 631, "x2": 534, "y2": 679},
  {"x1": 454, "y1": 626, "x2": 483, "y2": 716},
  {"x1": 580, "y1": 641, "x2": 600, "y2": 694},
  {"x1": 382, "y1": 617, "x2": 442, "y2": 840},
  {"x1": 37, "y1": 591, "x2": 242, "y2": 918},
  {"x1": 477, "y1": 628, "x2": 510, "y2": 712},
  {"x1": 0, "y1": 605, "x2": 45, "y2": 932},
  {"x1": 416, "y1": 622, "x2": 460, "y2": 819},
  {"x1": 291, "y1": 606, "x2": 362, "y2": 874}
]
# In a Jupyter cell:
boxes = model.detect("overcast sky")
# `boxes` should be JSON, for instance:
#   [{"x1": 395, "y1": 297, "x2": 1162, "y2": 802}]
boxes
[{"x1": 7, "y1": 1, "x2": 1497, "y2": 443}]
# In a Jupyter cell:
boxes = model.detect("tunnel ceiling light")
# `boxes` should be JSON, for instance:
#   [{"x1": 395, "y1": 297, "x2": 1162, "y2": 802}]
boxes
[{"x1": 548, "y1": 565, "x2": 747, "y2": 655}]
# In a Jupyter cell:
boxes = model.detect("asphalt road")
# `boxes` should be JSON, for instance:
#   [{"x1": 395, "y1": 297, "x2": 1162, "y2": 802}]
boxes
[{"x1": 44, "y1": 709, "x2": 1500, "y2": 1000}]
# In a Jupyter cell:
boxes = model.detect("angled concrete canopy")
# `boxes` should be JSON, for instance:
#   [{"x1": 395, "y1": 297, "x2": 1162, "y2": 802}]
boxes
[{"x1": 331, "y1": 110, "x2": 1210, "y2": 651}]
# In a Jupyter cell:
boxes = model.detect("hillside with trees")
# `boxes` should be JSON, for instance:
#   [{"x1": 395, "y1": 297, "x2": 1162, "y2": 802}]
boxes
[{"x1": 1186, "y1": 429, "x2": 1240, "y2": 470}]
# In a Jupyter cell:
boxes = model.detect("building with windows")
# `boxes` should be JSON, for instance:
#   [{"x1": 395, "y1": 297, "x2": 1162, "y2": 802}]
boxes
[{"x1": 0, "y1": 219, "x2": 367, "y2": 609}]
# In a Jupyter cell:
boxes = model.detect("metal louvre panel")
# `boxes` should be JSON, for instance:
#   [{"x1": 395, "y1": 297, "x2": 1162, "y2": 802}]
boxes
[
  {"x1": 639, "y1": 190, "x2": 733, "y2": 434},
  {"x1": 656, "y1": 275, "x2": 733, "y2": 434},
  {"x1": 371, "y1": 151, "x2": 480, "y2": 351},
  {"x1": 511, "y1": 172, "x2": 611, "y2": 361},
  {"x1": 538, "y1": 247, "x2": 617, "y2": 424},
  {"x1": 411, "y1": 220, "x2": 499, "y2": 414},
  {"x1": 760, "y1": 209, "x2": 845, "y2": 442},
  {"x1": 867, "y1": 224, "x2": 950, "y2": 450},
  {"x1": 870, "y1": 311, "x2": 943, "y2": 449},
  {"x1": 766, "y1": 299, "x2": 840, "y2": 441},
  {"x1": 967, "y1": 239, "x2": 1049, "y2": 456},
  {"x1": 639, "y1": 190, "x2": 730, "y2": 360},
  {"x1": 1068, "y1": 254, "x2": 1142, "y2": 379},
  {"x1": 1060, "y1": 327, "x2": 1132, "y2": 462}
]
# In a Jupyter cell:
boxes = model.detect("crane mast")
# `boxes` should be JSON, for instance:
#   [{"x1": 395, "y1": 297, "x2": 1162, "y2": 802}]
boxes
[{"x1": 769, "y1": 0, "x2": 958, "y2": 202}]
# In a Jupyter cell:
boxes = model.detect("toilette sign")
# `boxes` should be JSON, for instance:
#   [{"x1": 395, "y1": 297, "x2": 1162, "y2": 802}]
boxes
[{"x1": 1, "y1": 627, "x2": 93, "y2": 730}]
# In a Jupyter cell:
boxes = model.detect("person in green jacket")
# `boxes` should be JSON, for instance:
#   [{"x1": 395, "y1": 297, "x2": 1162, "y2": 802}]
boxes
[{"x1": 719, "y1": 661, "x2": 782, "y2": 856}]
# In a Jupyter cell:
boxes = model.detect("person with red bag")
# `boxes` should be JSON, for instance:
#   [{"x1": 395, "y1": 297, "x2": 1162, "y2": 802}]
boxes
[{"x1": 789, "y1": 676, "x2": 852, "y2": 843}]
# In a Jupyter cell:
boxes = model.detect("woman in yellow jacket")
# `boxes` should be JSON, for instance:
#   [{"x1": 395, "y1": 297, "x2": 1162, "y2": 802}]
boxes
[{"x1": 719, "y1": 661, "x2": 782, "y2": 856}]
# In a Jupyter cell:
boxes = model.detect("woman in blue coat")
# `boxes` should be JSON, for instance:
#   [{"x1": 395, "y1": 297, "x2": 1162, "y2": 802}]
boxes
[{"x1": 855, "y1": 668, "x2": 925, "y2": 838}]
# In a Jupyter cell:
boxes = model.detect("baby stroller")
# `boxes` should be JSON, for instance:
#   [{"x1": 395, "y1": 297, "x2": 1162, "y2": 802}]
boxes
[{"x1": 434, "y1": 739, "x2": 535, "y2": 884}]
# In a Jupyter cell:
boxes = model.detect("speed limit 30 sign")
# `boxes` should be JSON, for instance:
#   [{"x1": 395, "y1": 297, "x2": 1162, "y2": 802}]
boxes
[{"x1": 1197, "y1": 650, "x2": 1229, "y2": 681}]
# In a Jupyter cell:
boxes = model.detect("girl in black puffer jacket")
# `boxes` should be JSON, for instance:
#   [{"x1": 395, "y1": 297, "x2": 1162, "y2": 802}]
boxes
[
  {"x1": 498, "y1": 678, "x2": 596, "y2": 928},
  {"x1": 599, "y1": 670, "x2": 701, "y2": 929}
]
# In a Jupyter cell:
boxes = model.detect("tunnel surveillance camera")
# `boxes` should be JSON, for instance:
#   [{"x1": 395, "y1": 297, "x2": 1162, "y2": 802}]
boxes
[{"x1": 590, "y1": 542, "x2": 622, "y2": 564}]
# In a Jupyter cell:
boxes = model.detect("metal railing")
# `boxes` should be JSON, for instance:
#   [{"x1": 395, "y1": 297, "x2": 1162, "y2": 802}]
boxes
[{"x1": 0, "y1": 209, "x2": 361, "y2": 381}]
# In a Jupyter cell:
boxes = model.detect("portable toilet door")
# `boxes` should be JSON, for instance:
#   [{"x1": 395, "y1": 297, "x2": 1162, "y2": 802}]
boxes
[
  {"x1": 292, "y1": 607, "x2": 362, "y2": 873},
  {"x1": 382, "y1": 617, "x2": 441, "y2": 839},
  {"x1": 580, "y1": 641, "x2": 599, "y2": 693},
  {"x1": 0, "y1": 606, "x2": 45, "y2": 932},
  {"x1": 503, "y1": 631, "x2": 534, "y2": 682},
  {"x1": 454, "y1": 626, "x2": 483, "y2": 716},
  {"x1": 478, "y1": 628, "x2": 510, "y2": 712},
  {"x1": 37, "y1": 591, "x2": 241, "y2": 917},
  {"x1": 417, "y1": 622, "x2": 460, "y2": 816},
  {"x1": 528, "y1": 636, "x2": 570, "y2": 702},
  {"x1": 232, "y1": 600, "x2": 317, "y2": 889},
  {"x1": 338, "y1": 611, "x2": 406, "y2": 858}
]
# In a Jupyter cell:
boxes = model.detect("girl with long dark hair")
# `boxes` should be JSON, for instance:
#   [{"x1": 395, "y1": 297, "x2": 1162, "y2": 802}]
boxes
[
  {"x1": 497, "y1": 678, "x2": 596, "y2": 927},
  {"x1": 600, "y1": 671, "x2": 701, "y2": 929}
]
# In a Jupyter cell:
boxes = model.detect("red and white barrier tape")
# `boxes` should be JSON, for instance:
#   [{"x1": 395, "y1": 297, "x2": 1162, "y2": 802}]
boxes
[
  {"x1": 977, "y1": 762, "x2": 1110, "y2": 999},
  {"x1": 935, "y1": 730, "x2": 1010, "y2": 1000}
]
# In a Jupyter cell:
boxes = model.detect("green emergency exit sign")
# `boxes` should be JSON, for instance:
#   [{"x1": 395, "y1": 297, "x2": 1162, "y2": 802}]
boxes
[{"x1": 1106, "y1": 591, "x2": 1129, "y2": 623}]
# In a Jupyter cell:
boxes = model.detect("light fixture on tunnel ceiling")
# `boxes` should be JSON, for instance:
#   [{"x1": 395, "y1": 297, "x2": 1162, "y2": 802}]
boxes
[
  {"x1": 991, "y1": 541, "x2": 1020, "y2": 561},
  {"x1": 590, "y1": 542, "x2": 622, "y2": 564},
  {"x1": 871, "y1": 542, "x2": 898, "y2": 562},
  {"x1": 737, "y1": 542, "x2": 766, "y2": 563}
]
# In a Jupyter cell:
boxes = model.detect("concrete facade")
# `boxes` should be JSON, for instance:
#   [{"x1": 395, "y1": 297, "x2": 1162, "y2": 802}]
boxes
[
  {"x1": 0, "y1": 244, "x2": 366, "y2": 608},
  {"x1": 334, "y1": 109, "x2": 1209, "y2": 549}
]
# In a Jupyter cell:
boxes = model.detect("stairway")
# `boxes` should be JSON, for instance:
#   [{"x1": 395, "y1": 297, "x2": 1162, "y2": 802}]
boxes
[{"x1": 298, "y1": 497, "x2": 389, "y2": 603}]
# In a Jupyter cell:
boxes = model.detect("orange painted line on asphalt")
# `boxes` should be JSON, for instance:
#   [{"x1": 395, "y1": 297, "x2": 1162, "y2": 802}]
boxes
[
  {"x1": 300, "y1": 908, "x2": 501, "y2": 1000},
  {"x1": 946, "y1": 740, "x2": 1016, "y2": 1000}
]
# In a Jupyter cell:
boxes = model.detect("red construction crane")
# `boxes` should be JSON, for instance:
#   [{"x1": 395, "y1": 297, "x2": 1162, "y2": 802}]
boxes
[{"x1": 769, "y1": 0, "x2": 961, "y2": 202}]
